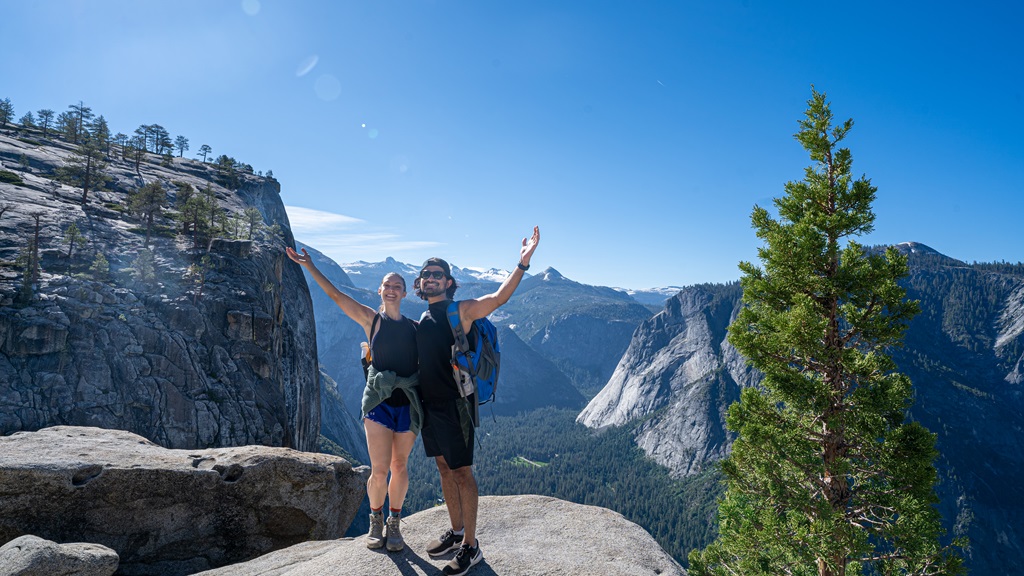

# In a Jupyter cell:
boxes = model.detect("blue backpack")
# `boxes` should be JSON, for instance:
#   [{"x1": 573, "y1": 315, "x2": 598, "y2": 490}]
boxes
[{"x1": 446, "y1": 301, "x2": 500, "y2": 421}]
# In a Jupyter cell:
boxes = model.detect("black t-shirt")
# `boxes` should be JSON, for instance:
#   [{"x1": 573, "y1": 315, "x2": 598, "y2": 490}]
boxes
[
  {"x1": 370, "y1": 313, "x2": 417, "y2": 406},
  {"x1": 416, "y1": 300, "x2": 470, "y2": 403}
]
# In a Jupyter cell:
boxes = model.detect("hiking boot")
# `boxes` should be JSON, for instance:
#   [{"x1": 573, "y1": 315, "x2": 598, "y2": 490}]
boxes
[
  {"x1": 385, "y1": 514, "x2": 405, "y2": 552},
  {"x1": 442, "y1": 541, "x2": 483, "y2": 576},
  {"x1": 426, "y1": 528, "x2": 463, "y2": 557},
  {"x1": 366, "y1": 513, "x2": 384, "y2": 549}
]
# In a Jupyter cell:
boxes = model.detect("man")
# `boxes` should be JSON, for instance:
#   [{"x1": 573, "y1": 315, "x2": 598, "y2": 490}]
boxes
[{"x1": 414, "y1": 226, "x2": 539, "y2": 576}]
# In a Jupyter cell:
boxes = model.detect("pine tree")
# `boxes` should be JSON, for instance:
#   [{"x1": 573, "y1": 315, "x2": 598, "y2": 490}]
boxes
[
  {"x1": 113, "y1": 133, "x2": 128, "y2": 159},
  {"x1": 59, "y1": 139, "x2": 109, "y2": 204},
  {"x1": 243, "y1": 206, "x2": 263, "y2": 240},
  {"x1": 36, "y1": 109, "x2": 55, "y2": 138},
  {"x1": 19, "y1": 111, "x2": 36, "y2": 128},
  {"x1": 130, "y1": 248, "x2": 156, "y2": 283},
  {"x1": 0, "y1": 98, "x2": 13, "y2": 127},
  {"x1": 688, "y1": 89, "x2": 964, "y2": 576},
  {"x1": 151, "y1": 124, "x2": 172, "y2": 155},
  {"x1": 197, "y1": 144, "x2": 212, "y2": 162},
  {"x1": 175, "y1": 135, "x2": 189, "y2": 157},
  {"x1": 90, "y1": 252, "x2": 110, "y2": 281},
  {"x1": 63, "y1": 221, "x2": 86, "y2": 260},
  {"x1": 129, "y1": 181, "x2": 168, "y2": 246},
  {"x1": 91, "y1": 115, "x2": 111, "y2": 157},
  {"x1": 67, "y1": 101, "x2": 93, "y2": 144},
  {"x1": 134, "y1": 125, "x2": 151, "y2": 153},
  {"x1": 178, "y1": 190, "x2": 217, "y2": 250},
  {"x1": 56, "y1": 110, "x2": 77, "y2": 142},
  {"x1": 126, "y1": 135, "x2": 146, "y2": 172}
]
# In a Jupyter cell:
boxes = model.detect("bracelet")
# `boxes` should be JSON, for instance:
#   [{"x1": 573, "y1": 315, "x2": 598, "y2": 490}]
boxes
[{"x1": 517, "y1": 261, "x2": 530, "y2": 271}]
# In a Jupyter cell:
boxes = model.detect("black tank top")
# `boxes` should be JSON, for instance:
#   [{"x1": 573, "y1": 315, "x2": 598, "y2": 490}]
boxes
[
  {"x1": 416, "y1": 300, "x2": 475, "y2": 403},
  {"x1": 370, "y1": 313, "x2": 417, "y2": 406}
]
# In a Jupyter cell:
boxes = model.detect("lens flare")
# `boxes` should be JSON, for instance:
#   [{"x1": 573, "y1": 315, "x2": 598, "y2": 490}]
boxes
[
  {"x1": 314, "y1": 74, "x2": 342, "y2": 101},
  {"x1": 241, "y1": 0, "x2": 260, "y2": 16},
  {"x1": 296, "y1": 55, "x2": 318, "y2": 77}
]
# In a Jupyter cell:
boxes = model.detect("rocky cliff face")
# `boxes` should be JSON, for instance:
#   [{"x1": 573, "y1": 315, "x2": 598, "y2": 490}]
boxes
[
  {"x1": 577, "y1": 282, "x2": 751, "y2": 477},
  {"x1": 0, "y1": 130, "x2": 319, "y2": 451}
]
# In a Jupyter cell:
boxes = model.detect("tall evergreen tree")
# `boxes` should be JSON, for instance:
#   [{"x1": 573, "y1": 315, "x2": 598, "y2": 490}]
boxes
[
  {"x1": 175, "y1": 135, "x2": 189, "y2": 157},
  {"x1": 134, "y1": 124, "x2": 152, "y2": 153},
  {"x1": 151, "y1": 124, "x2": 172, "y2": 155},
  {"x1": 127, "y1": 135, "x2": 146, "y2": 172},
  {"x1": 67, "y1": 101, "x2": 94, "y2": 144},
  {"x1": 19, "y1": 111, "x2": 36, "y2": 128},
  {"x1": 36, "y1": 109, "x2": 55, "y2": 138},
  {"x1": 243, "y1": 206, "x2": 263, "y2": 240},
  {"x1": 129, "y1": 181, "x2": 168, "y2": 246},
  {"x1": 0, "y1": 98, "x2": 13, "y2": 127},
  {"x1": 56, "y1": 110, "x2": 77, "y2": 142},
  {"x1": 59, "y1": 140, "x2": 109, "y2": 204},
  {"x1": 197, "y1": 144, "x2": 212, "y2": 162},
  {"x1": 63, "y1": 221, "x2": 86, "y2": 261},
  {"x1": 179, "y1": 192, "x2": 213, "y2": 250},
  {"x1": 91, "y1": 115, "x2": 111, "y2": 157},
  {"x1": 688, "y1": 89, "x2": 964, "y2": 576},
  {"x1": 113, "y1": 133, "x2": 128, "y2": 159}
]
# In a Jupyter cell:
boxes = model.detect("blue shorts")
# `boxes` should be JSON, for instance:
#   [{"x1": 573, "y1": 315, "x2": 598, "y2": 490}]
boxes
[{"x1": 365, "y1": 402, "x2": 412, "y2": 433}]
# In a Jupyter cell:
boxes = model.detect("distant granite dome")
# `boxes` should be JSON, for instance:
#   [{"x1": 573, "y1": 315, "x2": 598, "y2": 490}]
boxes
[{"x1": 895, "y1": 241, "x2": 943, "y2": 255}]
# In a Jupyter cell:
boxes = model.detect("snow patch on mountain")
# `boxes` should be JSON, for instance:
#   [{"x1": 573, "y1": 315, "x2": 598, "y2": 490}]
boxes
[
  {"x1": 462, "y1": 267, "x2": 513, "y2": 282},
  {"x1": 618, "y1": 286, "x2": 685, "y2": 306},
  {"x1": 340, "y1": 258, "x2": 516, "y2": 287}
]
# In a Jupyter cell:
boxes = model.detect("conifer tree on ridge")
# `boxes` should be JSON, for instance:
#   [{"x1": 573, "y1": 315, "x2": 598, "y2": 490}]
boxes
[{"x1": 688, "y1": 89, "x2": 965, "y2": 576}]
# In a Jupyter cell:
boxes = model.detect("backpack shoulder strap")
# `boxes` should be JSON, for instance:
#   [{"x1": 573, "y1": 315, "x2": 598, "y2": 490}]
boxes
[
  {"x1": 446, "y1": 300, "x2": 471, "y2": 354},
  {"x1": 368, "y1": 313, "x2": 381, "y2": 343}
]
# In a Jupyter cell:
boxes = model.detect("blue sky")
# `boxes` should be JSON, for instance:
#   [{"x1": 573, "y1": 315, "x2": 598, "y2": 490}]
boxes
[{"x1": 2, "y1": 1, "x2": 1022, "y2": 289}]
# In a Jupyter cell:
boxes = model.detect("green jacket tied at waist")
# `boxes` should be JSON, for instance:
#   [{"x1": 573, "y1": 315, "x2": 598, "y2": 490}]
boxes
[{"x1": 362, "y1": 366, "x2": 423, "y2": 435}]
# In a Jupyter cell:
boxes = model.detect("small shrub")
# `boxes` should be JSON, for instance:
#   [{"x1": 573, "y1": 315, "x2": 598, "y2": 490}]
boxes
[{"x1": 0, "y1": 170, "x2": 24, "y2": 185}]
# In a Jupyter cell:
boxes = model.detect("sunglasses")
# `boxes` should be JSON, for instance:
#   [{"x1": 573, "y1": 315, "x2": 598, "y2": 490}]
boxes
[{"x1": 420, "y1": 270, "x2": 446, "y2": 280}]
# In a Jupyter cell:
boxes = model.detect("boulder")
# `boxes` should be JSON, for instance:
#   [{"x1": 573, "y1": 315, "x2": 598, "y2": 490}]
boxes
[
  {"x1": 0, "y1": 535, "x2": 119, "y2": 576},
  {"x1": 194, "y1": 494, "x2": 686, "y2": 576},
  {"x1": 0, "y1": 426, "x2": 368, "y2": 576}
]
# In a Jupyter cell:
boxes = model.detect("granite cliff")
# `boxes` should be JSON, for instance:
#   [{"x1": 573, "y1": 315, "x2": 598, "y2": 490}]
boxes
[{"x1": 0, "y1": 128, "x2": 319, "y2": 451}]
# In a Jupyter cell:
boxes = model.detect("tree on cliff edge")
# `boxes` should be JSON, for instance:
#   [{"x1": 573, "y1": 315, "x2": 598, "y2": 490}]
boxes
[
  {"x1": 0, "y1": 98, "x2": 14, "y2": 127},
  {"x1": 58, "y1": 139, "x2": 109, "y2": 204},
  {"x1": 129, "y1": 181, "x2": 168, "y2": 246},
  {"x1": 688, "y1": 89, "x2": 964, "y2": 576}
]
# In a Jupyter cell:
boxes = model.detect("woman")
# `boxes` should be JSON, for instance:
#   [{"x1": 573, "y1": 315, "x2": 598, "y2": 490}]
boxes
[{"x1": 286, "y1": 246, "x2": 420, "y2": 553}]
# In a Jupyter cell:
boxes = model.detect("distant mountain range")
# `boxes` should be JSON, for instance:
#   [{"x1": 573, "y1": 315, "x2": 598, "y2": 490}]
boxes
[{"x1": 306, "y1": 243, "x2": 1024, "y2": 575}]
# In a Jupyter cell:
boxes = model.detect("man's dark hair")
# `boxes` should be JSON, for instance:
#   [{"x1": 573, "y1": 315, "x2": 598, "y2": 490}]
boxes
[{"x1": 415, "y1": 257, "x2": 458, "y2": 300}]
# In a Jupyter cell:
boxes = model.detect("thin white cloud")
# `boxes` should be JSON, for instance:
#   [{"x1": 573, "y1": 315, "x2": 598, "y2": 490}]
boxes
[
  {"x1": 284, "y1": 205, "x2": 441, "y2": 262},
  {"x1": 285, "y1": 205, "x2": 364, "y2": 232}
]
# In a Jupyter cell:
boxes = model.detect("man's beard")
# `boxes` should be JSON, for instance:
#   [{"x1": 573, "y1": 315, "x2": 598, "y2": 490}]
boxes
[{"x1": 420, "y1": 281, "x2": 446, "y2": 298}]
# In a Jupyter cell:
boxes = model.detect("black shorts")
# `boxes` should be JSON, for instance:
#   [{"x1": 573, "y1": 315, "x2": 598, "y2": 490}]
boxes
[{"x1": 421, "y1": 399, "x2": 474, "y2": 469}]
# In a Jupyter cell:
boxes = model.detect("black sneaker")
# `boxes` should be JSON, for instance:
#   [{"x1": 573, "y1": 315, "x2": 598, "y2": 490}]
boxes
[
  {"x1": 442, "y1": 542, "x2": 482, "y2": 576},
  {"x1": 426, "y1": 528, "x2": 463, "y2": 557}
]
